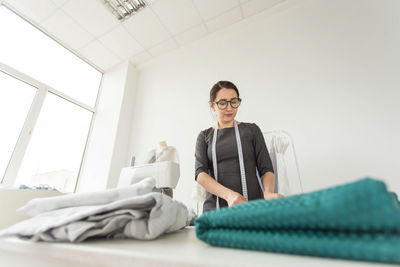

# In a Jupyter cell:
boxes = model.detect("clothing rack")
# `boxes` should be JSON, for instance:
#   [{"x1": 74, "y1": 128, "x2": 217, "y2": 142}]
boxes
[{"x1": 262, "y1": 130, "x2": 303, "y2": 194}]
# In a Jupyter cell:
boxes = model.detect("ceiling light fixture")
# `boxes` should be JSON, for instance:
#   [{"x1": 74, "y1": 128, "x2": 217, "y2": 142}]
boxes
[{"x1": 102, "y1": 0, "x2": 147, "y2": 21}]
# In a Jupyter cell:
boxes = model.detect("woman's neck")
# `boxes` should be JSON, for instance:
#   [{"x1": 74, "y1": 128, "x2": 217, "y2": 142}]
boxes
[{"x1": 217, "y1": 120, "x2": 237, "y2": 129}]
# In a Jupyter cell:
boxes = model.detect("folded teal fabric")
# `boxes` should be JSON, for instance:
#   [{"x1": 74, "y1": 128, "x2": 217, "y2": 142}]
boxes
[{"x1": 195, "y1": 178, "x2": 400, "y2": 264}]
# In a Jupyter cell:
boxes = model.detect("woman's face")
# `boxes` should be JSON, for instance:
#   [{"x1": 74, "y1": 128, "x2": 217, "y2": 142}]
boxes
[{"x1": 211, "y1": 88, "x2": 239, "y2": 125}]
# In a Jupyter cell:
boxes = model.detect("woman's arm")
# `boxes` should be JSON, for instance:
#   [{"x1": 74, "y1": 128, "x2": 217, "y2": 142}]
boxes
[
  {"x1": 197, "y1": 172, "x2": 247, "y2": 206},
  {"x1": 251, "y1": 123, "x2": 283, "y2": 200},
  {"x1": 261, "y1": 171, "x2": 283, "y2": 199}
]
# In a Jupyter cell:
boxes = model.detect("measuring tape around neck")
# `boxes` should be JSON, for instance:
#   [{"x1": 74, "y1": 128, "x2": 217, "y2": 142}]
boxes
[{"x1": 211, "y1": 120, "x2": 248, "y2": 209}]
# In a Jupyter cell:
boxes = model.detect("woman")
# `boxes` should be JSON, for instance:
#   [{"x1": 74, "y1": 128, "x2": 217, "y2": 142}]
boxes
[{"x1": 195, "y1": 81, "x2": 282, "y2": 212}]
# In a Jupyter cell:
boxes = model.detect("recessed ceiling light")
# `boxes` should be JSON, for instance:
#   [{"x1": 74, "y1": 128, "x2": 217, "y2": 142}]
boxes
[{"x1": 101, "y1": 0, "x2": 147, "y2": 21}]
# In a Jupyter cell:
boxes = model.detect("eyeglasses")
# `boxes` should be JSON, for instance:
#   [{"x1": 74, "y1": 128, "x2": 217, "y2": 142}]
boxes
[{"x1": 213, "y1": 98, "x2": 242, "y2": 110}]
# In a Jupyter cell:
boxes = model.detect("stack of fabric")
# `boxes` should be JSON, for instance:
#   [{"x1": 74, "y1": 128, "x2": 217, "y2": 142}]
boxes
[
  {"x1": 0, "y1": 177, "x2": 188, "y2": 242},
  {"x1": 196, "y1": 178, "x2": 400, "y2": 264}
]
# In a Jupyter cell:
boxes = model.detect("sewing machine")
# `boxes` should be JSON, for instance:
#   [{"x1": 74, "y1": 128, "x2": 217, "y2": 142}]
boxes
[{"x1": 117, "y1": 161, "x2": 180, "y2": 197}]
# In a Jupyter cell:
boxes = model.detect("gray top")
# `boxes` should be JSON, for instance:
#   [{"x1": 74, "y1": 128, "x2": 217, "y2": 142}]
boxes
[{"x1": 195, "y1": 122, "x2": 274, "y2": 212}]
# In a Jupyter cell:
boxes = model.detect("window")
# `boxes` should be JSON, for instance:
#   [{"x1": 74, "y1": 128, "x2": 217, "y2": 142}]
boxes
[
  {"x1": 0, "y1": 5, "x2": 102, "y2": 192},
  {"x1": 0, "y1": 5, "x2": 101, "y2": 107},
  {"x1": 0, "y1": 71, "x2": 36, "y2": 181},
  {"x1": 15, "y1": 92, "x2": 93, "y2": 192}
]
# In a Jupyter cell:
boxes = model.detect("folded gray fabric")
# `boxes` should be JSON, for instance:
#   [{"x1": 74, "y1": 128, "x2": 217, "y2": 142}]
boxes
[
  {"x1": 0, "y1": 178, "x2": 188, "y2": 242},
  {"x1": 17, "y1": 177, "x2": 156, "y2": 217}
]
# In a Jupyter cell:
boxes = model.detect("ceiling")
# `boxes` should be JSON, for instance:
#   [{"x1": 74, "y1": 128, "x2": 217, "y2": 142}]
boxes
[{"x1": 2, "y1": 0, "x2": 286, "y2": 72}]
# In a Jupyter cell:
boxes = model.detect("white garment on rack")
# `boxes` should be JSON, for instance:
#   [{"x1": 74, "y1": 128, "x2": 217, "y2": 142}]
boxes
[{"x1": 267, "y1": 135, "x2": 290, "y2": 196}]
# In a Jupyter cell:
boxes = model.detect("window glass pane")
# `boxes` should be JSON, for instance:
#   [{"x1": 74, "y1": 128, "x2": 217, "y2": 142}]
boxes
[
  {"x1": 0, "y1": 71, "x2": 36, "y2": 182},
  {"x1": 0, "y1": 5, "x2": 101, "y2": 107},
  {"x1": 15, "y1": 92, "x2": 92, "y2": 192}
]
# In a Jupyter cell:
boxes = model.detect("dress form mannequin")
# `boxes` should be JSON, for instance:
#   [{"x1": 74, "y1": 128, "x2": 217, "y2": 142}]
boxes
[
  {"x1": 156, "y1": 141, "x2": 179, "y2": 163},
  {"x1": 153, "y1": 141, "x2": 179, "y2": 198}
]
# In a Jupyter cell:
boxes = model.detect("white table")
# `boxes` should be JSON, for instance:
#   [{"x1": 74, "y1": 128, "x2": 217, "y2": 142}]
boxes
[{"x1": 0, "y1": 227, "x2": 390, "y2": 267}]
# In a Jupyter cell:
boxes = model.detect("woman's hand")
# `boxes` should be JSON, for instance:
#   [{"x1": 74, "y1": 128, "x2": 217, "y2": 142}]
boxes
[
  {"x1": 264, "y1": 191, "x2": 283, "y2": 200},
  {"x1": 226, "y1": 191, "x2": 247, "y2": 207}
]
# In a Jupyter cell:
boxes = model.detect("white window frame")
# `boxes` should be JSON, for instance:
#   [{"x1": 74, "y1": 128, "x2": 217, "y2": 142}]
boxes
[{"x1": 0, "y1": 62, "x2": 96, "y2": 191}]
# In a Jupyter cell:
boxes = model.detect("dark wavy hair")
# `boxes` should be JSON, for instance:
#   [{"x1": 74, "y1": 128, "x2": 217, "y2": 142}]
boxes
[{"x1": 209, "y1": 81, "x2": 239, "y2": 103}]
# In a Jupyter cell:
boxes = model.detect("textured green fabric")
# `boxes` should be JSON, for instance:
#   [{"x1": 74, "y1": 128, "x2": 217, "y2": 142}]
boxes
[{"x1": 195, "y1": 178, "x2": 400, "y2": 264}]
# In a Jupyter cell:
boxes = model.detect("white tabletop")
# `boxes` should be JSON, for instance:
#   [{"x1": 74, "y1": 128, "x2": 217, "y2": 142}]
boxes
[{"x1": 0, "y1": 227, "x2": 390, "y2": 267}]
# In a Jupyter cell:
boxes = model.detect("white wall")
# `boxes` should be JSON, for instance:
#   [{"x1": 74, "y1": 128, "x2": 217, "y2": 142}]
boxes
[
  {"x1": 78, "y1": 61, "x2": 138, "y2": 192},
  {"x1": 107, "y1": 63, "x2": 138, "y2": 189},
  {"x1": 128, "y1": 0, "x2": 400, "y2": 209}
]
